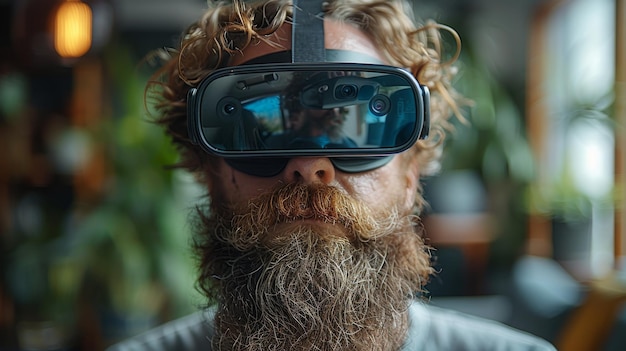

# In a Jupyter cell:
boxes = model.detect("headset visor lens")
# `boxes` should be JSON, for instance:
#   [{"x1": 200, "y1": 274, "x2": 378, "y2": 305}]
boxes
[{"x1": 188, "y1": 63, "x2": 429, "y2": 158}]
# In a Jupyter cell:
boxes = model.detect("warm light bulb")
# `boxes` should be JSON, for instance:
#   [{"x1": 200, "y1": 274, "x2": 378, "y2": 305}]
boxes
[{"x1": 54, "y1": 0, "x2": 92, "y2": 58}]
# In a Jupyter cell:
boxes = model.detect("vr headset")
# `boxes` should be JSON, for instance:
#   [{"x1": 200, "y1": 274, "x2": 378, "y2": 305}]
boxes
[{"x1": 187, "y1": 0, "x2": 431, "y2": 176}]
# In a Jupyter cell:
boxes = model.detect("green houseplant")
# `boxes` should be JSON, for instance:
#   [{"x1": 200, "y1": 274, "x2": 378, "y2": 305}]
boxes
[{"x1": 71, "y1": 42, "x2": 201, "y2": 342}]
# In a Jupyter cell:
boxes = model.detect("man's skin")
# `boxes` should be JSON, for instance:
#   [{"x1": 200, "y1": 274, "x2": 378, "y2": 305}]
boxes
[
  {"x1": 213, "y1": 20, "x2": 421, "y2": 221},
  {"x1": 192, "y1": 18, "x2": 428, "y2": 351},
  {"x1": 105, "y1": 3, "x2": 557, "y2": 350}
]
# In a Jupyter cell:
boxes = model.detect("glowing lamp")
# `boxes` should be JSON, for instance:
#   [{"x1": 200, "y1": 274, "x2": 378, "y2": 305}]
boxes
[{"x1": 54, "y1": 0, "x2": 93, "y2": 58}]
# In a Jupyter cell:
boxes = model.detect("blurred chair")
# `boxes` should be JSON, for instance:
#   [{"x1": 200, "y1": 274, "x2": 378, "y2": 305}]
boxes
[
  {"x1": 555, "y1": 273, "x2": 626, "y2": 351},
  {"x1": 506, "y1": 255, "x2": 585, "y2": 343},
  {"x1": 422, "y1": 170, "x2": 494, "y2": 296},
  {"x1": 602, "y1": 303, "x2": 626, "y2": 351}
]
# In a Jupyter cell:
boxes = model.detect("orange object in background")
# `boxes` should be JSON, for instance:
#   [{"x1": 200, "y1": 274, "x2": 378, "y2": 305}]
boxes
[{"x1": 54, "y1": 0, "x2": 92, "y2": 58}]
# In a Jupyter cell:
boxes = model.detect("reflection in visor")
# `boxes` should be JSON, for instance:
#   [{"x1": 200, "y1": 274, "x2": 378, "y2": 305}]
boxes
[{"x1": 188, "y1": 63, "x2": 429, "y2": 158}]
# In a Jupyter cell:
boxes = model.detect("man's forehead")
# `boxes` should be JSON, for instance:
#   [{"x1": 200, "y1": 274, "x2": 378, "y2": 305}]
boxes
[{"x1": 228, "y1": 20, "x2": 386, "y2": 66}]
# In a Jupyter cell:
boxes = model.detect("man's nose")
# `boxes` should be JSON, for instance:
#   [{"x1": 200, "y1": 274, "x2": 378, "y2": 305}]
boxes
[{"x1": 282, "y1": 157, "x2": 336, "y2": 184}]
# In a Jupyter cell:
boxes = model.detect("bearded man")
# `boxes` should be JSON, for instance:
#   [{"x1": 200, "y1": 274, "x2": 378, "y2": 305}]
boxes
[{"x1": 108, "y1": 0, "x2": 555, "y2": 350}]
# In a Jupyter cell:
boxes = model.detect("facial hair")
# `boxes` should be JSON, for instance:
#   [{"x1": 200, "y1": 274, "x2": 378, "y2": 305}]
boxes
[{"x1": 193, "y1": 182, "x2": 433, "y2": 351}]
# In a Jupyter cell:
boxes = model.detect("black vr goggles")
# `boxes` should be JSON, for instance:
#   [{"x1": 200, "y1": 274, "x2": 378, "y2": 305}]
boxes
[{"x1": 186, "y1": 0, "x2": 431, "y2": 177}]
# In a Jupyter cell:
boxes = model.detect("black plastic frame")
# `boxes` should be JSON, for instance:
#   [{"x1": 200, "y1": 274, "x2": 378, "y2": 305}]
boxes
[{"x1": 187, "y1": 62, "x2": 430, "y2": 158}]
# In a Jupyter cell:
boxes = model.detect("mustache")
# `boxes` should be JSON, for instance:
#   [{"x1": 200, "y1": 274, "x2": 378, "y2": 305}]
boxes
[{"x1": 219, "y1": 182, "x2": 398, "y2": 251}]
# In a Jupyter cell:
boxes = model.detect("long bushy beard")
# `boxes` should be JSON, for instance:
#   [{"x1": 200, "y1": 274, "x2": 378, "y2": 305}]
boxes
[{"x1": 194, "y1": 183, "x2": 433, "y2": 351}]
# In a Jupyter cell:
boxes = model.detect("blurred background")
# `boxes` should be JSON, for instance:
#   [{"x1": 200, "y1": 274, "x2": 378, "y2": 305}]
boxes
[{"x1": 0, "y1": 0, "x2": 624, "y2": 350}]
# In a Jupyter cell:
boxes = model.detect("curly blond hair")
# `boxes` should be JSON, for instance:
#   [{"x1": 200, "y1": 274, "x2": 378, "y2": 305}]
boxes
[{"x1": 147, "y1": 0, "x2": 464, "y2": 178}]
